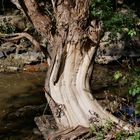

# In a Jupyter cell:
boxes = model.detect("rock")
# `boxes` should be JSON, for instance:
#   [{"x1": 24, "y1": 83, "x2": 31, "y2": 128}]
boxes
[
  {"x1": 0, "y1": 51, "x2": 5, "y2": 58},
  {"x1": 34, "y1": 115, "x2": 57, "y2": 140},
  {"x1": 0, "y1": 55, "x2": 25, "y2": 72},
  {"x1": 14, "y1": 51, "x2": 45, "y2": 64},
  {"x1": 16, "y1": 44, "x2": 28, "y2": 54},
  {"x1": 95, "y1": 32, "x2": 124, "y2": 64},
  {"x1": 95, "y1": 32, "x2": 140, "y2": 64},
  {"x1": 0, "y1": 52, "x2": 47, "y2": 72},
  {"x1": 0, "y1": 15, "x2": 27, "y2": 31},
  {"x1": 0, "y1": 104, "x2": 45, "y2": 135},
  {"x1": 123, "y1": 46, "x2": 140, "y2": 57},
  {"x1": 0, "y1": 42, "x2": 16, "y2": 56},
  {"x1": 33, "y1": 128, "x2": 42, "y2": 136},
  {"x1": 123, "y1": 37, "x2": 140, "y2": 57},
  {"x1": 2, "y1": 47, "x2": 16, "y2": 56},
  {"x1": 6, "y1": 66, "x2": 19, "y2": 72},
  {"x1": 0, "y1": 67, "x2": 4, "y2": 72}
]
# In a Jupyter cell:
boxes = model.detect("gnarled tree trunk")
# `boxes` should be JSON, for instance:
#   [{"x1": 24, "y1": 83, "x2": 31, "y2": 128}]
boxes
[{"x1": 12, "y1": 0, "x2": 130, "y2": 138}]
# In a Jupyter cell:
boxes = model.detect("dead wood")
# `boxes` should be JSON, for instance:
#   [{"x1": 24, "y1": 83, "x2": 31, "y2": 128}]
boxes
[{"x1": 35, "y1": 115, "x2": 90, "y2": 140}]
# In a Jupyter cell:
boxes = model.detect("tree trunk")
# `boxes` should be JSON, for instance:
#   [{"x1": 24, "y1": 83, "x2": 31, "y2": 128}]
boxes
[
  {"x1": 44, "y1": 0, "x2": 130, "y2": 130},
  {"x1": 12, "y1": 0, "x2": 130, "y2": 136},
  {"x1": 45, "y1": 34, "x2": 128, "y2": 130}
]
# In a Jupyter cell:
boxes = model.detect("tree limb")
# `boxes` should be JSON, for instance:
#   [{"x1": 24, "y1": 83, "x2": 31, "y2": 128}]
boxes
[{"x1": 20, "y1": 0, "x2": 53, "y2": 44}]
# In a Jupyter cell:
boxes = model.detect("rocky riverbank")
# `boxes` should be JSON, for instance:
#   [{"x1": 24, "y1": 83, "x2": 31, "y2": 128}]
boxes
[
  {"x1": 0, "y1": 8, "x2": 139, "y2": 72},
  {"x1": 0, "y1": 9, "x2": 49, "y2": 72},
  {"x1": 1, "y1": 32, "x2": 139, "y2": 72}
]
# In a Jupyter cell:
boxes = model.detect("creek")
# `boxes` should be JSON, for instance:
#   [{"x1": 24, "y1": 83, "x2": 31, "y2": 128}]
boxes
[
  {"x1": 0, "y1": 72, "x2": 46, "y2": 140},
  {"x1": 0, "y1": 64, "x2": 134, "y2": 139}
]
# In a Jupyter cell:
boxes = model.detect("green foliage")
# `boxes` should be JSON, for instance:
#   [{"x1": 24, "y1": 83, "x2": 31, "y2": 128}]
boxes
[
  {"x1": 113, "y1": 68, "x2": 140, "y2": 114},
  {"x1": 115, "y1": 130, "x2": 127, "y2": 140},
  {"x1": 129, "y1": 79, "x2": 140, "y2": 96},
  {"x1": 127, "y1": 29, "x2": 137, "y2": 37},
  {"x1": 90, "y1": 0, "x2": 139, "y2": 37},
  {"x1": 113, "y1": 71, "x2": 123, "y2": 81},
  {"x1": 135, "y1": 96, "x2": 140, "y2": 114},
  {"x1": 115, "y1": 130, "x2": 140, "y2": 140},
  {"x1": 91, "y1": 0, "x2": 113, "y2": 20},
  {"x1": 127, "y1": 130, "x2": 140, "y2": 140},
  {"x1": 104, "y1": 121, "x2": 113, "y2": 131},
  {"x1": 0, "y1": 23, "x2": 16, "y2": 34},
  {"x1": 90, "y1": 122, "x2": 114, "y2": 139},
  {"x1": 90, "y1": 125, "x2": 104, "y2": 140},
  {"x1": 128, "y1": 68, "x2": 140, "y2": 114},
  {"x1": 90, "y1": 123, "x2": 140, "y2": 139},
  {"x1": 128, "y1": 68, "x2": 140, "y2": 97}
]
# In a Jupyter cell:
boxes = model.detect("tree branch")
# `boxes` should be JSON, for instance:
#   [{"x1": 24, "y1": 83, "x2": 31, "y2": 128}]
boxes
[
  {"x1": 73, "y1": 0, "x2": 90, "y2": 21},
  {"x1": 19, "y1": 0, "x2": 53, "y2": 44}
]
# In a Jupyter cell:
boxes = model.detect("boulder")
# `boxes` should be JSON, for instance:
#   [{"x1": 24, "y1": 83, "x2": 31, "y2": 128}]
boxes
[
  {"x1": 95, "y1": 32, "x2": 124, "y2": 64},
  {"x1": 123, "y1": 37, "x2": 140, "y2": 57},
  {"x1": 0, "y1": 42, "x2": 16, "y2": 57},
  {"x1": 14, "y1": 51, "x2": 45, "y2": 64},
  {"x1": 0, "y1": 51, "x2": 5, "y2": 58}
]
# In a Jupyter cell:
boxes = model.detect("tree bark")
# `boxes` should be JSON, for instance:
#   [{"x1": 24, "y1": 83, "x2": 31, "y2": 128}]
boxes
[
  {"x1": 13, "y1": 0, "x2": 131, "y2": 135},
  {"x1": 45, "y1": 38, "x2": 128, "y2": 130}
]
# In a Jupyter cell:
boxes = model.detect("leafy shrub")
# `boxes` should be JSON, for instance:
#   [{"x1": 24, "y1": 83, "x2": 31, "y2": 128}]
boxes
[
  {"x1": 127, "y1": 130, "x2": 140, "y2": 140},
  {"x1": 113, "y1": 71, "x2": 123, "y2": 81},
  {"x1": 128, "y1": 68, "x2": 140, "y2": 114},
  {"x1": 129, "y1": 79, "x2": 140, "y2": 96},
  {"x1": 0, "y1": 22, "x2": 16, "y2": 33},
  {"x1": 90, "y1": 0, "x2": 139, "y2": 37},
  {"x1": 0, "y1": 16, "x2": 17, "y2": 33}
]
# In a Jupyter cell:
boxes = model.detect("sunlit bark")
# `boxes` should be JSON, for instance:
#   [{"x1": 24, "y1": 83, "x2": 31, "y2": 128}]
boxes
[{"x1": 12, "y1": 0, "x2": 131, "y2": 137}]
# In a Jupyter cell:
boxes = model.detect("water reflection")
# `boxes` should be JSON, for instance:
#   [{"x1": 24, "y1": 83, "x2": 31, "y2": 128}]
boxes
[{"x1": 0, "y1": 72, "x2": 46, "y2": 139}]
